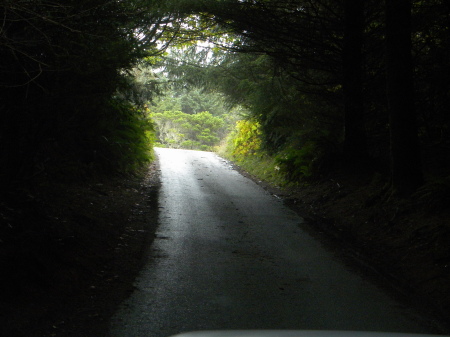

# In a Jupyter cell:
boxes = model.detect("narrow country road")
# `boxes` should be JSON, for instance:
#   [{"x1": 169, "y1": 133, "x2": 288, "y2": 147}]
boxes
[{"x1": 110, "y1": 148, "x2": 433, "y2": 337}]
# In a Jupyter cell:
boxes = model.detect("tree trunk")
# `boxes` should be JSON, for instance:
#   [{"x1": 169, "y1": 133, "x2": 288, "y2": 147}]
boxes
[
  {"x1": 343, "y1": 0, "x2": 367, "y2": 159},
  {"x1": 385, "y1": 0, "x2": 423, "y2": 195}
]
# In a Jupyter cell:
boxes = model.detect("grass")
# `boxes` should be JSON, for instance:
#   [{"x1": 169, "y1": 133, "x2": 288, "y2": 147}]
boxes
[{"x1": 216, "y1": 143, "x2": 290, "y2": 188}]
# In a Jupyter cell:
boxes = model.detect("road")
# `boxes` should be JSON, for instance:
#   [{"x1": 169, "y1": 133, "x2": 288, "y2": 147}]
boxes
[{"x1": 110, "y1": 148, "x2": 434, "y2": 337}]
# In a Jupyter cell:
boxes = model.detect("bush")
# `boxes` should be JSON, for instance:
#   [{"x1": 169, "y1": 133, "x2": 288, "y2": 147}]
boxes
[
  {"x1": 275, "y1": 143, "x2": 317, "y2": 180},
  {"x1": 96, "y1": 99, "x2": 155, "y2": 173},
  {"x1": 230, "y1": 119, "x2": 262, "y2": 160},
  {"x1": 217, "y1": 119, "x2": 287, "y2": 187}
]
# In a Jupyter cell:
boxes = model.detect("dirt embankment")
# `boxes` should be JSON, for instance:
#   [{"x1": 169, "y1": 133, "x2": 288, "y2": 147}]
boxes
[
  {"x1": 268, "y1": 167, "x2": 450, "y2": 332},
  {"x1": 0, "y1": 162, "x2": 161, "y2": 337}
]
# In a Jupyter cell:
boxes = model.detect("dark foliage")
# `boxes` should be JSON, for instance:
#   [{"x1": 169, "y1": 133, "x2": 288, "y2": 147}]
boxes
[
  {"x1": 0, "y1": 0, "x2": 162, "y2": 192},
  {"x1": 0, "y1": 2, "x2": 165, "y2": 289}
]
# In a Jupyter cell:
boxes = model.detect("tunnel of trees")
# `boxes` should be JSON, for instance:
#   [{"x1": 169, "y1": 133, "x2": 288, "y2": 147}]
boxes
[
  {"x1": 1, "y1": 0, "x2": 450, "y2": 331},
  {"x1": 1, "y1": 0, "x2": 450, "y2": 196}
]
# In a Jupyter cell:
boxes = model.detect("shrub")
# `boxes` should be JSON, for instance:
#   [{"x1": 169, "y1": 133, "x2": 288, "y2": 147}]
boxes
[
  {"x1": 97, "y1": 99, "x2": 155, "y2": 173},
  {"x1": 275, "y1": 142, "x2": 317, "y2": 180}
]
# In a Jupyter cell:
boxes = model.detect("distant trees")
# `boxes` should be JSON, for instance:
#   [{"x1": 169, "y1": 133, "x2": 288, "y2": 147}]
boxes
[
  {"x1": 152, "y1": 88, "x2": 229, "y2": 116},
  {"x1": 151, "y1": 110, "x2": 226, "y2": 150},
  {"x1": 148, "y1": 75, "x2": 236, "y2": 150}
]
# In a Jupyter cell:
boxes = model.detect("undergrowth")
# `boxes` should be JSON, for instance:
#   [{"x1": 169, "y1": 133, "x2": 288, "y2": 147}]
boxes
[
  {"x1": 217, "y1": 118, "x2": 330, "y2": 187},
  {"x1": 216, "y1": 119, "x2": 288, "y2": 187}
]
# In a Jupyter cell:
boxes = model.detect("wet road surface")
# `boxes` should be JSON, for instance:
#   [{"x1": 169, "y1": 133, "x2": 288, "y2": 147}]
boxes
[{"x1": 110, "y1": 148, "x2": 434, "y2": 337}]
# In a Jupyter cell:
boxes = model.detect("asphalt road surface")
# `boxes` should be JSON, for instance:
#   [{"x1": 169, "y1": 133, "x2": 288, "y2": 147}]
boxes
[{"x1": 110, "y1": 148, "x2": 435, "y2": 337}]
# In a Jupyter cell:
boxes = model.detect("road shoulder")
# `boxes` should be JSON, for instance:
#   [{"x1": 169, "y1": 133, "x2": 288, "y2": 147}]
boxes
[{"x1": 0, "y1": 161, "x2": 161, "y2": 337}]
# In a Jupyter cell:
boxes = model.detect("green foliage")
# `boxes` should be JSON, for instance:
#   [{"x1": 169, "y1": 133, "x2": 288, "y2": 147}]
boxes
[
  {"x1": 217, "y1": 118, "x2": 287, "y2": 187},
  {"x1": 275, "y1": 144, "x2": 317, "y2": 180},
  {"x1": 111, "y1": 0, "x2": 450, "y2": 194},
  {"x1": 163, "y1": 44, "x2": 341, "y2": 156},
  {"x1": 150, "y1": 84, "x2": 232, "y2": 116},
  {"x1": 220, "y1": 114, "x2": 337, "y2": 183},
  {"x1": 228, "y1": 119, "x2": 263, "y2": 160},
  {"x1": 98, "y1": 99, "x2": 156, "y2": 173},
  {"x1": 274, "y1": 127, "x2": 339, "y2": 181},
  {"x1": 151, "y1": 110, "x2": 225, "y2": 150},
  {"x1": 0, "y1": 0, "x2": 171, "y2": 186},
  {"x1": 4, "y1": 0, "x2": 448, "y2": 189}
]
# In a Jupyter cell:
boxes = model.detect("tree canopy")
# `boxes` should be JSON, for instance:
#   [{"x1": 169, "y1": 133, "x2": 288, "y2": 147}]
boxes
[
  {"x1": 1, "y1": 0, "x2": 450, "y2": 196},
  {"x1": 0, "y1": 0, "x2": 176, "y2": 188}
]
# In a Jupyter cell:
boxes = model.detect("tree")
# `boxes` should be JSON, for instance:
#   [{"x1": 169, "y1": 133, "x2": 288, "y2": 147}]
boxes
[
  {"x1": 385, "y1": 0, "x2": 423, "y2": 194},
  {"x1": 342, "y1": 0, "x2": 367, "y2": 158},
  {"x1": 0, "y1": 0, "x2": 176, "y2": 188},
  {"x1": 151, "y1": 110, "x2": 226, "y2": 150}
]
